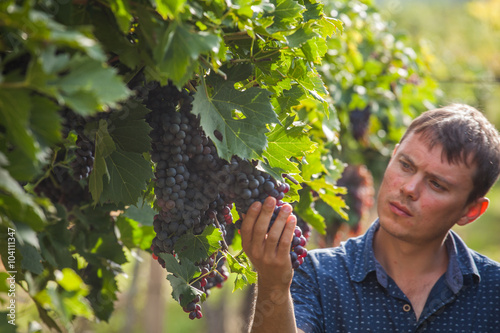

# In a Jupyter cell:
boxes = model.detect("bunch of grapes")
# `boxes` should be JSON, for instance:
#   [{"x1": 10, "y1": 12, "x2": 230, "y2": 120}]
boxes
[
  {"x1": 34, "y1": 165, "x2": 91, "y2": 211},
  {"x1": 34, "y1": 109, "x2": 98, "y2": 211},
  {"x1": 143, "y1": 81, "x2": 307, "y2": 319},
  {"x1": 60, "y1": 108, "x2": 96, "y2": 181},
  {"x1": 349, "y1": 105, "x2": 371, "y2": 141},
  {"x1": 178, "y1": 253, "x2": 229, "y2": 320},
  {"x1": 70, "y1": 137, "x2": 94, "y2": 180},
  {"x1": 337, "y1": 164, "x2": 375, "y2": 233},
  {"x1": 146, "y1": 83, "x2": 232, "y2": 268},
  {"x1": 296, "y1": 214, "x2": 312, "y2": 241}
]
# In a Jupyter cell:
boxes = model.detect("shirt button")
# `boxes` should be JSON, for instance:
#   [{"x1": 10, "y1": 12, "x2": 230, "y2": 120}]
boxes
[{"x1": 403, "y1": 304, "x2": 411, "y2": 312}]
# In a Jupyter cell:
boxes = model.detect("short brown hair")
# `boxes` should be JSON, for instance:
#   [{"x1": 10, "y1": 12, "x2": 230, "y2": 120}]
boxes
[{"x1": 400, "y1": 104, "x2": 500, "y2": 203}]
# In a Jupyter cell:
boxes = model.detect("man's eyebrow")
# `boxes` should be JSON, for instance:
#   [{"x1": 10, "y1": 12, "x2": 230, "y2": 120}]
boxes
[{"x1": 398, "y1": 153, "x2": 454, "y2": 187}]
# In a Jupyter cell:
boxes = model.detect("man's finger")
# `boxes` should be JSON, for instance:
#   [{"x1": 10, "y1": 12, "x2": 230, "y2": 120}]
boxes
[
  {"x1": 265, "y1": 204, "x2": 292, "y2": 254},
  {"x1": 277, "y1": 214, "x2": 297, "y2": 258},
  {"x1": 240, "y1": 200, "x2": 262, "y2": 249}
]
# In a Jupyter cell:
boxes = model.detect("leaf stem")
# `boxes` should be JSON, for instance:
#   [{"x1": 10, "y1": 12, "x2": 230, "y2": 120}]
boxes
[
  {"x1": 234, "y1": 248, "x2": 245, "y2": 258},
  {"x1": 223, "y1": 31, "x2": 251, "y2": 41},
  {"x1": 0, "y1": 81, "x2": 28, "y2": 89},
  {"x1": 199, "y1": 56, "x2": 227, "y2": 80},
  {"x1": 283, "y1": 173, "x2": 299, "y2": 185}
]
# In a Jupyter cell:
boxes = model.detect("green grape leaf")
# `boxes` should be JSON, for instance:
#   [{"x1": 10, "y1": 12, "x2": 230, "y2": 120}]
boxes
[
  {"x1": 99, "y1": 149, "x2": 153, "y2": 206},
  {"x1": 303, "y1": 0, "x2": 323, "y2": 21},
  {"x1": 307, "y1": 178, "x2": 348, "y2": 220},
  {"x1": 0, "y1": 9, "x2": 105, "y2": 61},
  {"x1": 108, "y1": 101, "x2": 152, "y2": 154},
  {"x1": 38, "y1": 219, "x2": 74, "y2": 269},
  {"x1": 301, "y1": 37, "x2": 328, "y2": 64},
  {"x1": 108, "y1": 0, "x2": 133, "y2": 32},
  {"x1": 263, "y1": 124, "x2": 317, "y2": 176},
  {"x1": 89, "y1": 120, "x2": 117, "y2": 204},
  {"x1": 154, "y1": 21, "x2": 219, "y2": 87},
  {"x1": 53, "y1": 55, "x2": 130, "y2": 115},
  {"x1": 153, "y1": 0, "x2": 187, "y2": 19},
  {"x1": 30, "y1": 95, "x2": 62, "y2": 148},
  {"x1": 276, "y1": 85, "x2": 306, "y2": 113},
  {"x1": 225, "y1": 252, "x2": 257, "y2": 291},
  {"x1": 301, "y1": 149, "x2": 328, "y2": 180},
  {"x1": 4, "y1": 148, "x2": 43, "y2": 182},
  {"x1": 116, "y1": 216, "x2": 155, "y2": 250},
  {"x1": 269, "y1": 0, "x2": 305, "y2": 31},
  {"x1": 0, "y1": 89, "x2": 37, "y2": 160},
  {"x1": 123, "y1": 202, "x2": 157, "y2": 226},
  {"x1": 317, "y1": 16, "x2": 343, "y2": 37},
  {"x1": 90, "y1": 9, "x2": 141, "y2": 70},
  {"x1": 167, "y1": 274, "x2": 205, "y2": 307},
  {"x1": 89, "y1": 233, "x2": 128, "y2": 265},
  {"x1": 19, "y1": 242, "x2": 44, "y2": 275},
  {"x1": 162, "y1": 253, "x2": 199, "y2": 282},
  {"x1": 174, "y1": 225, "x2": 223, "y2": 264},
  {"x1": 192, "y1": 73, "x2": 279, "y2": 161},
  {"x1": 295, "y1": 189, "x2": 326, "y2": 234},
  {"x1": 286, "y1": 25, "x2": 319, "y2": 48},
  {"x1": 0, "y1": 155, "x2": 46, "y2": 230},
  {"x1": 162, "y1": 253, "x2": 206, "y2": 306},
  {"x1": 85, "y1": 267, "x2": 119, "y2": 321}
]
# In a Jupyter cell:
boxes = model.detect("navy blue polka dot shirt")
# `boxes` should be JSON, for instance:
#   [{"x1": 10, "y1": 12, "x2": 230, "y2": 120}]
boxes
[{"x1": 291, "y1": 220, "x2": 500, "y2": 332}]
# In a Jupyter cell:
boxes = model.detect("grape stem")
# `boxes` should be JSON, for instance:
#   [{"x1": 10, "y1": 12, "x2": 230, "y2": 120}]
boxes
[{"x1": 213, "y1": 216, "x2": 229, "y2": 252}]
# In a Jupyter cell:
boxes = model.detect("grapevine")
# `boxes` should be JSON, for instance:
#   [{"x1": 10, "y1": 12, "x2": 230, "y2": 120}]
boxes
[{"x1": 144, "y1": 81, "x2": 309, "y2": 318}]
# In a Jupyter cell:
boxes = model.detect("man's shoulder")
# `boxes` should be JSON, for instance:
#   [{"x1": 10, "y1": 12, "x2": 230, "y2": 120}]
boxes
[{"x1": 470, "y1": 250, "x2": 500, "y2": 274}]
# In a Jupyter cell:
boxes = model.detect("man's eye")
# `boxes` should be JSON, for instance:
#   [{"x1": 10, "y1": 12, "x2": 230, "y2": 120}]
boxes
[
  {"x1": 400, "y1": 161, "x2": 410, "y2": 170},
  {"x1": 430, "y1": 180, "x2": 443, "y2": 190}
]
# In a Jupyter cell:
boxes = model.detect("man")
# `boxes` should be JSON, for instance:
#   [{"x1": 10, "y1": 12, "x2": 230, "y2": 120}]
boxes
[{"x1": 241, "y1": 104, "x2": 500, "y2": 332}]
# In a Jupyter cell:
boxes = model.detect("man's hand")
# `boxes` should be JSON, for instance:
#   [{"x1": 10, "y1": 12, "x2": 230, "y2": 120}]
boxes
[
  {"x1": 241, "y1": 196, "x2": 297, "y2": 285},
  {"x1": 240, "y1": 196, "x2": 299, "y2": 332}
]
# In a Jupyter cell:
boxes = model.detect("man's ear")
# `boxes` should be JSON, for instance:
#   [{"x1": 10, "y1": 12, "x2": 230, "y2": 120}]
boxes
[
  {"x1": 457, "y1": 197, "x2": 489, "y2": 226},
  {"x1": 392, "y1": 144, "x2": 400, "y2": 157}
]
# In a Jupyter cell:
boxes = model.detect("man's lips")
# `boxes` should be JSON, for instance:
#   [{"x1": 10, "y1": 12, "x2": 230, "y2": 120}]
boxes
[{"x1": 389, "y1": 201, "x2": 412, "y2": 216}]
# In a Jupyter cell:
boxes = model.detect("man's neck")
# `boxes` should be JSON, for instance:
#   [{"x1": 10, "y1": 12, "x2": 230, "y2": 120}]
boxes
[{"x1": 372, "y1": 226, "x2": 449, "y2": 281}]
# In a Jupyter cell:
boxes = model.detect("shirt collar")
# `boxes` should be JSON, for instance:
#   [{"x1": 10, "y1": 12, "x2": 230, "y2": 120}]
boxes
[{"x1": 348, "y1": 219, "x2": 481, "y2": 293}]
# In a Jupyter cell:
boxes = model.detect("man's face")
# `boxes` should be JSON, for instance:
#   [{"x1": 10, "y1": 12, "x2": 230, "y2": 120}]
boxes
[{"x1": 376, "y1": 131, "x2": 477, "y2": 245}]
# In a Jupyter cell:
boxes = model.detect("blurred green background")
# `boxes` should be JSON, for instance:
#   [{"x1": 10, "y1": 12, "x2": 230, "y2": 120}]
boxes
[{"x1": 376, "y1": 0, "x2": 500, "y2": 262}]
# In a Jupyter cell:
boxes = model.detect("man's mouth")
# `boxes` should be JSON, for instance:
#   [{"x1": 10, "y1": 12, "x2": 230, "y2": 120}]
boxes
[{"x1": 389, "y1": 201, "x2": 412, "y2": 216}]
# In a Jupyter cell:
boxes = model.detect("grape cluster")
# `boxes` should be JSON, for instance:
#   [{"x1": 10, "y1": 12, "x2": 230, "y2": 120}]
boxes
[
  {"x1": 296, "y1": 214, "x2": 312, "y2": 241},
  {"x1": 336, "y1": 164, "x2": 375, "y2": 233},
  {"x1": 34, "y1": 165, "x2": 91, "y2": 211},
  {"x1": 70, "y1": 138, "x2": 95, "y2": 180},
  {"x1": 34, "y1": 109, "x2": 96, "y2": 210},
  {"x1": 144, "y1": 81, "x2": 307, "y2": 319},
  {"x1": 214, "y1": 157, "x2": 289, "y2": 213},
  {"x1": 146, "y1": 83, "x2": 233, "y2": 270},
  {"x1": 60, "y1": 108, "x2": 96, "y2": 181},
  {"x1": 269, "y1": 207, "x2": 308, "y2": 268},
  {"x1": 204, "y1": 254, "x2": 229, "y2": 292},
  {"x1": 179, "y1": 252, "x2": 229, "y2": 320},
  {"x1": 349, "y1": 105, "x2": 371, "y2": 141},
  {"x1": 290, "y1": 225, "x2": 308, "y2": 269}
]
